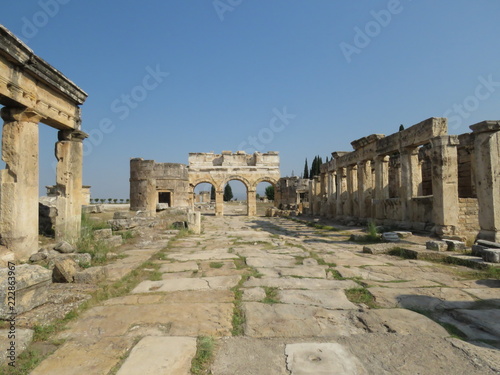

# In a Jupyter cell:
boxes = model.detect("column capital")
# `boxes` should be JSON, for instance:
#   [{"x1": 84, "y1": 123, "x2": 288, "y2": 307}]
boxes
[
  {"x1": 58, "y1": 129, "x2": 88, "y2": 142},
  {"x1": 430, "y1": 135, "x2": 459, "y2": 148},
  {"x1": 375, "y1": 155, "x2": 390, "y2": 162},
  {"x1": 470, "y1": 120, "x2": 500, "y2": 134},
  {"x1": 1, "y1": 107, "x2": 44, "y2": 123}
]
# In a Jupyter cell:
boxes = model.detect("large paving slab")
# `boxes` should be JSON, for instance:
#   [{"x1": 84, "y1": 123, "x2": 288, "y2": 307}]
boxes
[
  {"x1": 278, "y1": 289, "x2": 358, "y2": 310},
  {"x1": 244, "y1": 276, "x2": 359, "y2": 290},
  {"x1": 132, "y1": 275, "x2": 240, "y2": 293},
  {"x1": 30, "y1": 336, "x2": 136, "y2": 375},
  {"x1": 211, "y1": 337, "x2": 289, "y2": 375},
  {"x1": 285, "y1": 343, "x2": 368, "y2": 375},
  {"x1": 167, "y1": 251, "x2": 239, "y2": 261},
  {"x1": 243, "y1": 302, "x2": 366, "y2": 338},
  {"x1": 275, "y1": 265, "x2": 328, "y2": 278},
  {"x1": 246, "y1": 256, "x2": 297, "y2": 268},
  {"x1": 116, "y1": 336, "x2": 196, "y2": 375},
  {"x1": 159, "y1": 261, "x2": 199, "y2": 273},
  {"x1": 369, "y1": 286, "x2": 478, "y2": 309}
]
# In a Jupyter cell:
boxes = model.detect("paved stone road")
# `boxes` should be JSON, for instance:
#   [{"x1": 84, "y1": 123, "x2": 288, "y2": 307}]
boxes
[{"x1": 31, "y1": 215, "x2": 500, "y2": 374}]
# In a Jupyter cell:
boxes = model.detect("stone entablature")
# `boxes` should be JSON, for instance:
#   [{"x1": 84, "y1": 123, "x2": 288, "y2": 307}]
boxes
[
  {"x1": 277, "y1": 117, "x2": 500, "y2": 241},
  {"x1": 0, "y1": 25, "x2": 88, "y2": 261},
  {"x1": 130, "y1": 151, "x2": 280, "y2": 217}
]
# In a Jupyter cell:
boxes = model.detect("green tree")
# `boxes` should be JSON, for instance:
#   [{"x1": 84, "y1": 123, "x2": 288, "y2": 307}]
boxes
[
  {"x1": 223, "y1": 183, "x2": 233, "y2": 202},
  {"x1": 120, "y1": 199, "x2": 124, "y2": 203},
  {"x1": 303, "y1": 158, "x2": 309, "y2": 179},
  {"x1": 99, "y1": 199, "x2": 105, "y2": 204},
  {"x1": 126, "y1": 198, "x2": 130, "y2": 203},
  {"x1": 113, "y1": 199, "x2": 118, "y2": 204},
  {"x1": 265, "y1": 185, "x2": 275, "y2": 200},
  {"x1": 210, "y1": 185, "x2": 216, "y2": 200}
]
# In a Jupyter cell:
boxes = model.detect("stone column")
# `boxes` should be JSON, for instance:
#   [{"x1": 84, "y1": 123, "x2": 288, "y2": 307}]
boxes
[
  {"x1": 357, "y1": 160, "x2": 372, "y2": 219},
  {"x1": 336, "y1": 167, "x2": 346, "y2": 217},
  {"x1": 470, "y1": 121, "x2": 500, "y2": 241},
  {"x1": 55, "y1": 129, "x2": 88, "y2": 242},
  {"x1": 247, "y1": 189, "x2": 257, "y2": 216},
  {"x1": 346, "y1": 165, "x2": 359, "y2": 216},
  {"x1": 374, "y1": 155, "x2": 389, "y2": 219},
  {"x1": 400, "y1": 147, "x2": 421, "y2": 221},
  {"x1": 430, "y1": 135, "x2": 459, "y2": 237},
  {"x1": 0, "y1": 107, "x2": 43, "y2": 260},
  {"x1": 215, "y1": 190, "x2": 224, "y2": 216}
]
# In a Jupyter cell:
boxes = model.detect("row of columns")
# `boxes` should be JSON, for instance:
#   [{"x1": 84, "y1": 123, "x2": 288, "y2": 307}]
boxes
[
  {"x1": 316, "y1": 125, "x2": 500, "y2": 241},
  {"x1": 0, "y1": 107, "x2": 86, "y2": 260}
]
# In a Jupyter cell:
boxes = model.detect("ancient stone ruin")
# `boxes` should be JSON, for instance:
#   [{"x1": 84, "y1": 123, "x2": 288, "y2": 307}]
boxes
[
  {"x1": 276, "y1": 117, "x2": 500, "y2": 242},
  {"x1": 130, "y1": 151, "x2": 280, "y2": 216},
  {"x1": 0, "y1": 25, "x2": 87, "y2": 261}
]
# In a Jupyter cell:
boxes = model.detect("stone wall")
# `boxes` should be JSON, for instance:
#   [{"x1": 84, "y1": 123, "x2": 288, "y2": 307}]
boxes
[{"x1": 458, "y1": 198, "x2": 480, "y2": 239}]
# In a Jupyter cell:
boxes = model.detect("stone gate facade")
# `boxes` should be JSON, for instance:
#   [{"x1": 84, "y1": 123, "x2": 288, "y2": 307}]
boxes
[
  {"x1": 276, "y1": 117, "x2": 500, "y2": 242},
  {"x1": 130, "y1": 151, "x2": 280, "y2": 216},
  {"x1": 0, "y1": 25, "x2": 88, "y2": 260}
]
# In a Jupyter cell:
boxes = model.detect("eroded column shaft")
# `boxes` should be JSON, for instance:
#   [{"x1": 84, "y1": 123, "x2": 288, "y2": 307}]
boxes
[
  {"x1": 430, "y1": 135, "x2": 459, "y2": 237},
  {"x1": 55, "y1": 130, "x2": 88, "y2": 242},
  {"x1": 0, "y1": 107, "x2": 42, "y2": 260}
]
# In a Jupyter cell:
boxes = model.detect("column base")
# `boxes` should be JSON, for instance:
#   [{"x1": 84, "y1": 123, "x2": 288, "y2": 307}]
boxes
[{"x1": 476, "y1": 230, "x2": 500, "y2": 243}]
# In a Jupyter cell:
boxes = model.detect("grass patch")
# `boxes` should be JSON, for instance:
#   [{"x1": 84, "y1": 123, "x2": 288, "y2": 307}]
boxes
[
  {"x1": 328, "y1": 269, "x2": 344, "y2": 280},
  {"x1": 233, "y1": 257, "x2": 247, "y2": 270},
  {"x1": 119, "y1": 230, "x2": 135, "y2": 240},
  {"x1": 190, "y1": 336, "x2": 216, "y2": 375},
  {"x1": 345, "y1": 287, "x2": 377, "y2": 308},
  {"x1": 209, "y1": 262, "x2": 224, "y2": 269},
  {"x1": 0, "y1": 348, "x2": 44, "y2": 375},
  {"x1": 262, "y1": 287, "x2": 280, "y2": 304},
  {"x1": 230, "y1": 276, "x2": 248, "y2": 336},
  {"x1": 309, "y1": 251, "x2": 336, "y2": 267}
]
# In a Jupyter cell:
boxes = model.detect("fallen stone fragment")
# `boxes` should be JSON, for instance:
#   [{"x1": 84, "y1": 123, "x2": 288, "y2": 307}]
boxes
[
  {"x1": 53, "y1": 258, "x2": 79, "y2": 283},
  {"x1": 54, "y1": 241, "x2": 75, "y2": 254},
  {"x1": 74, "y1": 266, "x2": 108, "y2": 284},
  {"x1": 482, "y1": 248, "x2": 500, "y2": 263},
  {"x1": 382, "y1": 232, "x2": 400, "y2": 242},
  {"x1": 445, "y1": 239, "x2": 467, "y2": 251},
  {"x1": 93, "y1": 228, "x2": 112, "y2": 240}
]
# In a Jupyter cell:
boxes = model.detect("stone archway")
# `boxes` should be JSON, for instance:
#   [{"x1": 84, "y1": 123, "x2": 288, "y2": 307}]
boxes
[{"x1": 188, "y1": 151, "x2": 280, "y2": 217}]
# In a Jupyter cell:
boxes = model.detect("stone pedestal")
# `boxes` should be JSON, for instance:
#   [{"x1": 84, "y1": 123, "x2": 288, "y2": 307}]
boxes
[
  {"x1": 470, "y1": 121, "x2": 500, "y2": 241},
  {"x1": 430, "y1": 135, "x2": 459, "y2": 237},
  {"x1": 55, "y1": 130, "x2": 88, "y2": 242},
  {"x1": 187, "y1": 210, "x2": 201, "y2": 234},
  {"x1": 0, "y1": 107, "x2": 42, "y2": 260}
]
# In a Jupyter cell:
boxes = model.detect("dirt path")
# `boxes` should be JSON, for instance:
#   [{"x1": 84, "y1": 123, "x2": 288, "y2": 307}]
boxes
[{"x1": 29, "y1": 215, "x2": 500, "y2": 374}]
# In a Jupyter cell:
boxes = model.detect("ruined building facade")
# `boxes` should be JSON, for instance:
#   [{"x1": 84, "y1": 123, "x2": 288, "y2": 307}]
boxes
[
  {"x1": 0, "y1": 26, "x2": 88, "y2": 261},
  {"x1": 276, "y1": 117, "x2": 500, "y2": 242},
  {"x1": 130, "y1": 151, "x2": 280, "y2": 217}
]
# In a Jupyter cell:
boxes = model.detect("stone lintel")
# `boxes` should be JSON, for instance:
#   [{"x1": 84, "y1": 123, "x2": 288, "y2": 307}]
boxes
[
  {"x1": 0, "y1": 25, "x2": 87, "y2": 104},
  {"x1": 376, "y1": 117, "x2": 448, "y2": 155},
  {"x1": 469, "y1": 120, "x2": 500, "y2": 134},
  {"x1": 0, "y1": 25, "x2": 87, "y2": 130},
  {"x1": 350, "y1": 134, "x2": 385, "y2": 150}
]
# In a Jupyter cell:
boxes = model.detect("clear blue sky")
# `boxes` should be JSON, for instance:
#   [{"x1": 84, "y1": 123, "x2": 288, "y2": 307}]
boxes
[{"x1": 1, "y1": 0, "x2": 500, "y2": 200}]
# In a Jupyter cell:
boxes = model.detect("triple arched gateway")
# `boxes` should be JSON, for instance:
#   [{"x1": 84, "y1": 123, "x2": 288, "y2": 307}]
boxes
[{"x1": 130, "y1": 151, "x2": 280, "y2": 216}]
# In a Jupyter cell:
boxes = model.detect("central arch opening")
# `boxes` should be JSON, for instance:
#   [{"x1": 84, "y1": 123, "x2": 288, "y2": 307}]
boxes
[{"x1": 223, "y1": 179, "x2": 248, "y2": 216}]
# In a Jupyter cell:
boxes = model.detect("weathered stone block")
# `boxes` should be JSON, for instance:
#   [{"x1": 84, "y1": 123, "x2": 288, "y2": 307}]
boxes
[
  {"x1": 113, "y1": 211, "x2": 135, "y2": 219},
  {"x1": 0, "y1": 328, "x2": 33, "y2": 366},
  {"x1": 477, "y1": 239, "x2": 500, "y2": 249},
  {"x1": 482, "y1": 249, "x2": 500, "y2": 263},
  {"x1": 94, "y1": 228, "x2": 112, "y2": 240},
  {"x1": 82, "y1": 205, "x2": 103, "y2": 214},
  {"x1": 363, "y1": 243, "x2": 396, "y2": 254},
  {"x1": 52, "y1": 258, "x2": 80, "y2": 283},
  {"x1": 445, "y1": 240, "x2": 467, "y2": 251},
  {"x1": 394, "y1": 231, "x2": 412, "y2": 238},
  {"x1": 0, "y1": 265, "x2": 52, "y2": 319},
  {"x1": 29, "y1": 252, "x2": 48, "y2": 262},
  {"x1": 426, "y1": 241, "x2": 447, "y2": 251},
  {"x1": 382, "y1": 232, "x2": 400, "y2": 242},
  {"x1": 47, "y1": 253, "x2": 92, "y2": 269},
  {"x1": 54, "y1": 241, "x2": 75, "y2": 254},
  {"x1": 471, "y1": 244, "x2": 487, "y2": 257},
  {"x1": 74, "y1": 266, "x2": 108, "y2": 284},
  {"x1": 103, "y1": 235, "x2": 123, "y2": 248}
]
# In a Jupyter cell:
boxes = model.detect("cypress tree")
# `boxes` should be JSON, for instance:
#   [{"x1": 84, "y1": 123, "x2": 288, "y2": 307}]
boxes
[{"x1": 303, "y1": 158, "x2": 309, "y2": 179}]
